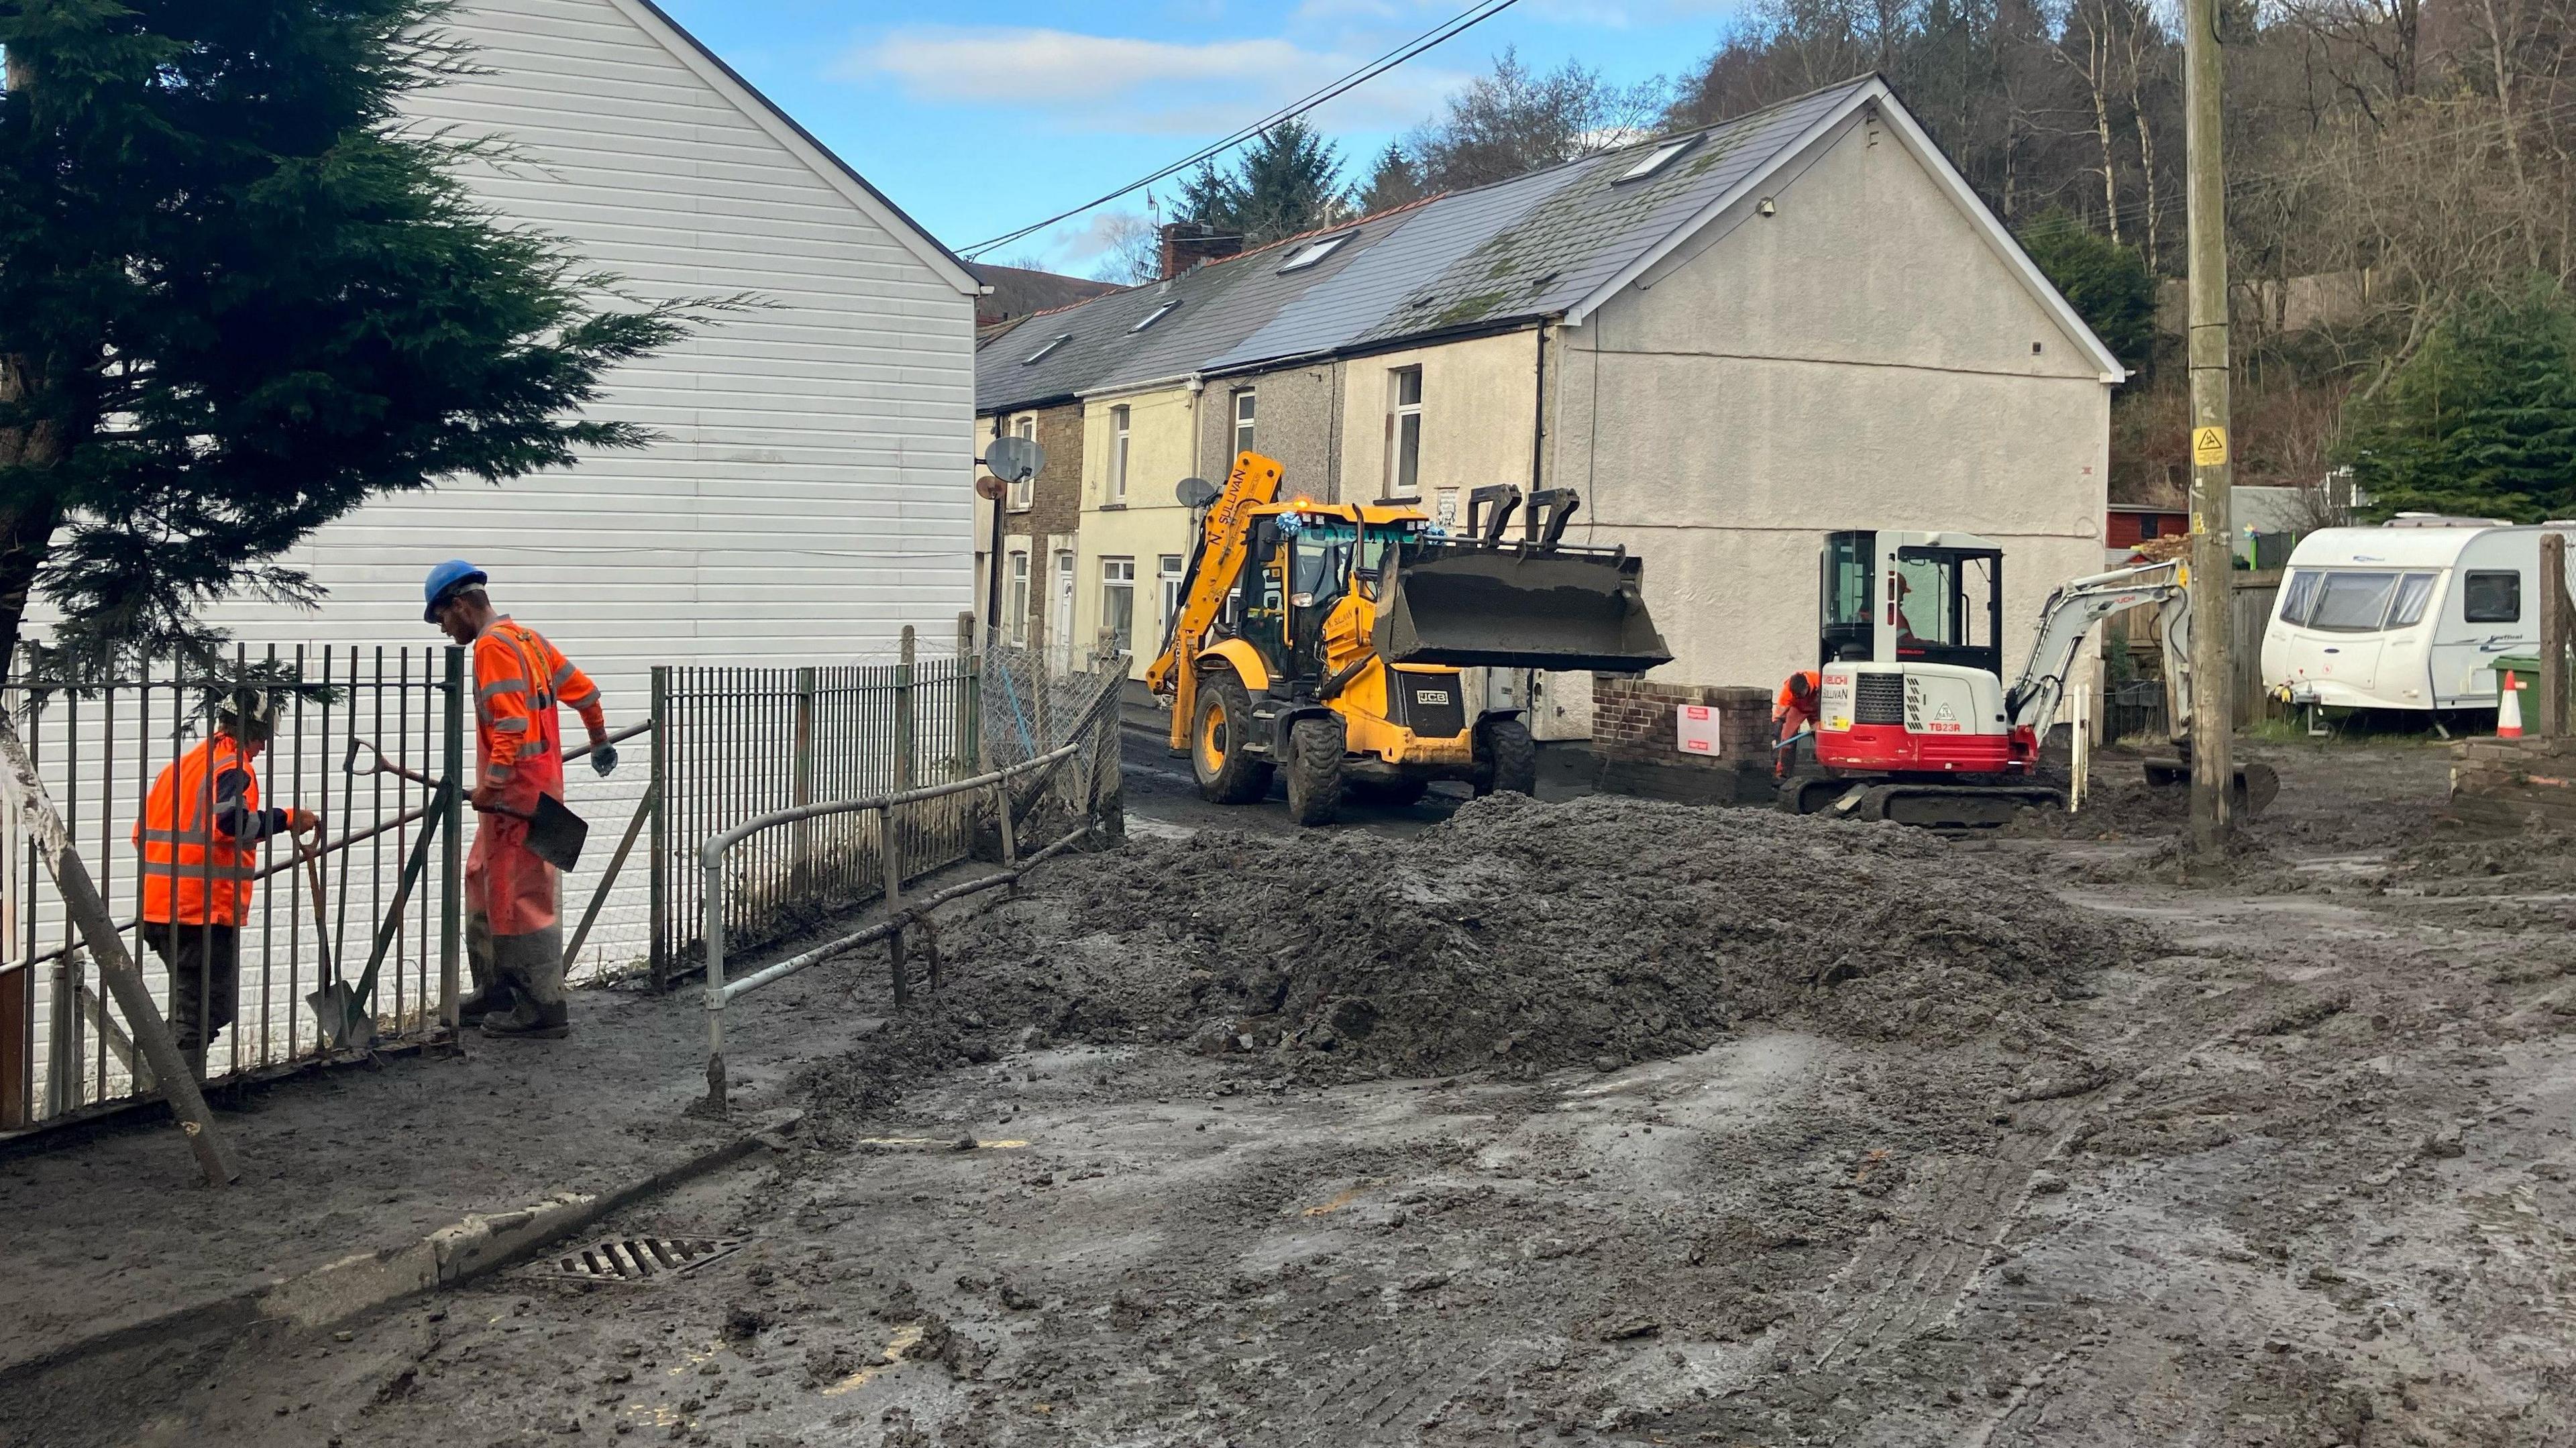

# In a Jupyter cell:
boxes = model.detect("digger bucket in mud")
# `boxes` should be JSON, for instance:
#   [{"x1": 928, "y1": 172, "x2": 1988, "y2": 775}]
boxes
[{"x1": 1373, "y1": 543, "x2": 1673, "y2": 674}]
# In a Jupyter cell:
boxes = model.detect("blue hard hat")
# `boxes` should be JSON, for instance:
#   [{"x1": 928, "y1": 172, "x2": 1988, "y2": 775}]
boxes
[{"x1": 423, "y1": 559, "x2": 488, "y2": 622}]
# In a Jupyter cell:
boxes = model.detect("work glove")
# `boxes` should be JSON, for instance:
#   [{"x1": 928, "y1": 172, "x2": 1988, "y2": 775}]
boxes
[
  {"x1": 286, "y1": 807, "x2": 323, "y2": 836},
  {"x1": 590, "y1": 743, "x2": 619, "y2": 777}
]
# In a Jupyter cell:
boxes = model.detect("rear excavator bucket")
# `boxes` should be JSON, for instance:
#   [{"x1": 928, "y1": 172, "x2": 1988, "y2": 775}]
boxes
[{"x1": 1374, "y1": 543, "x2": 1673, "y2": 675}]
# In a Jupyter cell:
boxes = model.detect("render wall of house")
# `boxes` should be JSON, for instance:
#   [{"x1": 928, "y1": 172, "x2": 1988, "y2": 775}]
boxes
[
  {"x1": 1197, "y1": 365, "x2": 1345, "y2": 502},
  {"x1": 53, "y1": 0, "x2": 981, "y2": 978},
  {"x1": 1337, "y1": 331, "x2": 1542, "y2": 521},
  {"x1": 1556, "y1": 108, "x2": 2111, "y2": 720},
  {"x1": 1076, "y1": 388, "x2": 1201, "y2": 675}
]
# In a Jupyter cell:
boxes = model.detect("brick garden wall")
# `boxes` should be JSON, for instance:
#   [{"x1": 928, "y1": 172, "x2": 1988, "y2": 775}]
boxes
[
  {"x1": 2450, "y1": 737, "x2": 2576, "y2": 831},
  {"x1": 1588, "y1": 677, "x2": 1776, "y2": 805}
]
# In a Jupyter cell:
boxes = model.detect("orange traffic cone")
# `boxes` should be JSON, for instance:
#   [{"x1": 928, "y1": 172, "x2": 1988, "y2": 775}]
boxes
[{"x1": 2500, "y1": 676, "x2": 2526, "y2": 738}]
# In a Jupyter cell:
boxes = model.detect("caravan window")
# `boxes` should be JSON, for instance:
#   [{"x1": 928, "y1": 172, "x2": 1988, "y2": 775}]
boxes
[
  {"x1": 2388, "y1": 572, "x2": 2437, "y2": 627},
  {"x1": 2308, "y1": 571, "x2": 2402, "y2": 632},
  {"x1": 2278, "y1": 569, "x2": 2322, "y2": 626},
  {"x1": 2465, "y1": 570, "x2": 2521, "y2": 623}
]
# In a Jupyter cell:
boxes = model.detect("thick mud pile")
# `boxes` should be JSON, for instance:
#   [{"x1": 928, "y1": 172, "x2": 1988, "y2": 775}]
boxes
[{"x1": 796, "y1": 794, "x2": 2146, "y2": 1120}]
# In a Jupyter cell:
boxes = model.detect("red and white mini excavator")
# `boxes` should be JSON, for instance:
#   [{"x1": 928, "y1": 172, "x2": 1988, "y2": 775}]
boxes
[{"x1": 1778, "y1": 528, "x2": 2277, "y2": 828}]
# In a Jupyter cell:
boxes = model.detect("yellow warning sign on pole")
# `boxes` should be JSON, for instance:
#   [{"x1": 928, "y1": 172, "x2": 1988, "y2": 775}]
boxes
[{"x1": 2192, "y1": 426, "x2": 2228, "y2": 467}]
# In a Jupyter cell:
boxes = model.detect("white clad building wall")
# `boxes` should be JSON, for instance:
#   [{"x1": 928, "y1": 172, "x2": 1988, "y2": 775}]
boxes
[{"x1": 24, "y1": 0, "x2": 979, "y2": 983}]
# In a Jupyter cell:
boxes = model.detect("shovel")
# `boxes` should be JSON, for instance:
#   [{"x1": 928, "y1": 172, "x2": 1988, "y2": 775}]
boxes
[
  {"x1": 345, "y1": 736, "x2": 587, "y2": 871},
  {"x1": 304, "y1": 781, "x2": 451, "y2": 1050}
]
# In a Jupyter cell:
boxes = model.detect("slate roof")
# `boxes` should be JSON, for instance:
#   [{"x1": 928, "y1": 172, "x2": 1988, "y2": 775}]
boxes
[
  {"x1": 976, "y1": 74, "x2": 2083, "y2": 414},
  {"x1": 969, "y1": 264, "x2": 1122, "y2": 327}
]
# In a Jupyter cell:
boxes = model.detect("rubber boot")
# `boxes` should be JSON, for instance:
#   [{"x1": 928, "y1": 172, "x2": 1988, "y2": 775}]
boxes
[
  {"x1": 480, "y1": 997, "x2": 568, "y2": 1040},
  {"x1": 454, "y1": 980, "x2": 517, "y2": 1027}
]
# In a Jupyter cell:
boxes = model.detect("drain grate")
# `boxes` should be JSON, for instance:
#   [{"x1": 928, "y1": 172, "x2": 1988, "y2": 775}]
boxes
[{"x1": 541, "y1": 1235, "x2": 744, "y2": 1285}]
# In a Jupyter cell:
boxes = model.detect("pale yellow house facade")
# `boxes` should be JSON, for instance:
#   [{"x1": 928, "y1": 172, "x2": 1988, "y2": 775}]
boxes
[{"x1": 1070, "y1": 384, "x2": 1199, "y2": 675}]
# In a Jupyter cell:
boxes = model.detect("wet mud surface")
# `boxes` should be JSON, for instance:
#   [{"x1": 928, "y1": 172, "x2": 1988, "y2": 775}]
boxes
[{"x1": 9, "y1": 740, "x2": 2576, "y2": 1447}]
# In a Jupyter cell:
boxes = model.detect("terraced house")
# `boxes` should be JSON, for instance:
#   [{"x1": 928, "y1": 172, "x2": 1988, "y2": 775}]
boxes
[{"x1": 974, "y1": 75, "x2": 2123, "y2": 736}]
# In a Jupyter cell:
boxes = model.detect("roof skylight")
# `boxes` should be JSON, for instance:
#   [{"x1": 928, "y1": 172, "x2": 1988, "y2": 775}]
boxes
[
  {"x1": 1277, "y1": 233, "x2": 1355, "y2": 273},
  {"x1": 1022, "y1": 333, "x2": 1071, "y2": 364},
  {"x1": 1131, "y1": 300, "x2": 1181, "y2": 333},
  {"x1": 1615, "y1": 135, "x2": 1702, "y2": 183}
]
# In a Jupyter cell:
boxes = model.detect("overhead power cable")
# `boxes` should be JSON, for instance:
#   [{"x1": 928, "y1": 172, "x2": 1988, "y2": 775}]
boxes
[{"x1": 959, "y1": 0, "x2": 1523, "y2": 258}]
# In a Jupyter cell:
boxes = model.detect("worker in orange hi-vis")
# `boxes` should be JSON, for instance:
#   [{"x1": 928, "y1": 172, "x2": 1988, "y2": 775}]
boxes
[
  {"x1": 423, "y1": 561, "x2": 616, "y2": 1040},
  {"x1": 132, "y1": 689, "x2": 322, "y2": 1078},
  {"x1": 1773, "y1": 669, "x2": 1823, "y2": 779}
]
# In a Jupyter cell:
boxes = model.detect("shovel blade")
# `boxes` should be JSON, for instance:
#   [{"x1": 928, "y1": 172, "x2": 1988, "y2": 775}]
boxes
[
  {"x1": 524, "y1": 792, "x2": 588, "y2": 872},
  {"x1": 303, "y1": 981, "x2": 376, "y2": 1050}
]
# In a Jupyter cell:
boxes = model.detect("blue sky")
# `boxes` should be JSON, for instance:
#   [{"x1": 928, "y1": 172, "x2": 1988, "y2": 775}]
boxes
[{"x1": 651, "y1": 0, "x2": 1756, "y2": 275}]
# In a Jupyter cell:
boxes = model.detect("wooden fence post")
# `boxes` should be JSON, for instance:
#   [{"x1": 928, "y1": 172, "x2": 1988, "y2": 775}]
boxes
[
  {"x1": 0, "y1": 724, "x2": 237, "y2": 1185},
  {"x1": 2544, "y1": 533, "x2": 2569, "y2": 738}
]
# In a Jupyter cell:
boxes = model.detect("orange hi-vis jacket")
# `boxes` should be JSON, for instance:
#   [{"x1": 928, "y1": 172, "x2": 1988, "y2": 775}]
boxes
[
  {"x1": 1774, "y1": 670, "x2": 1822, "y2": 722},
  {"x1": 474, "y1": 618, "x2": 603, "y2": 807},
  {"x1": 133, "y1": 734, "x2": 284, "y2": 926}
]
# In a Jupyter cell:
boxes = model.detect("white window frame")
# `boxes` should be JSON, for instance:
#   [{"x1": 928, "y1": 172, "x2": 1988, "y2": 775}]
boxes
[
  {"x1": 1109, "y1": 404, "x2": 1130, "y2": 504},
  {"x1": 1008, "y1": 415, "x2": 1036, "y2": 512},
  {"x1": 1616, "y1": 135, "x2": 1701, "y2": 184},
  {"x1": 1004, "y1": 550, "x2": 1031, "y2": 647},
  {"x1": 1387, "y1": 366, "x2": 1423, "y2": 496},
  {"x1": 1278, "y1": 233, "x2": 1354, "y2": 273},
  {"x1": 1232, "y1": 388, "x2": 1256, "y2": 459},
  {"x1": 1099, "y1": 556, "x2": 1136, "y2": 655},
  {"x1": 1158, "y1": 553, "x2": 1185, "y2": 642}
]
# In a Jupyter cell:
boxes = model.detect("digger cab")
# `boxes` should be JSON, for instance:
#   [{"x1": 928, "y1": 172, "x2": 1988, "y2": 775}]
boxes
[{"x1": 1819, "y1": 528, "x2": 2006, "y2": 675}]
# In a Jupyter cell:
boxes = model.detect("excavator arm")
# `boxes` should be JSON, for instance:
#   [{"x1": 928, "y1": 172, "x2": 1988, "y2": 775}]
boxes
[
  {"x1": 1142, "y1": 452, "x2": 1283, "y2": 749},
  {"x1": 2003, "y1": 559, "x2": 2186, "y2": 736}
]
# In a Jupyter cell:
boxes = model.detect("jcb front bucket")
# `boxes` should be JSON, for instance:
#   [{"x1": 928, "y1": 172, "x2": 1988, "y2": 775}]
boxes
[{"x1": 1375, "y1": 545, "x2": 1672, "y2": 674}]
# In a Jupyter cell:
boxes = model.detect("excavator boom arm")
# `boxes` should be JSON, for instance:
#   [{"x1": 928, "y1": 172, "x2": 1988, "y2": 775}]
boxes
[
  {"x1": 2004, "y1": 560, "x2": 2187, "y2": 737},
  {"x1": 1142, "y1": 453, "x2": 1284, "y2": 746}
]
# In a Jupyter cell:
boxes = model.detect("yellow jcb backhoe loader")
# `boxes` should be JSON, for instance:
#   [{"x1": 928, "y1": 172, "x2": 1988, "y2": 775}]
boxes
[{"x1": 1142, "y1": 452, "x2": 1672, "y2": 825}]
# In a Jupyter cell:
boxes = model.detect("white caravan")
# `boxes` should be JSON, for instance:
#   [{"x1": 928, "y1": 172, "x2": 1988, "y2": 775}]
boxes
[{"x1": 2263, "y1": 521, "x2": 2576, "y2": 712}]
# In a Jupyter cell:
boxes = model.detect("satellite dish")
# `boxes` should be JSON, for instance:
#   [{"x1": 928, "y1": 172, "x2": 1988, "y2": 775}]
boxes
[
  {"x1": 974, "y1": 476, "x2": 1008, "y2": 502},
  {"x1": 981, "y1": 434, "x2": 1044, "y2": 484},
  {"x1": 1176, "y1": 476, "x2": 1220, "y2": 509}
]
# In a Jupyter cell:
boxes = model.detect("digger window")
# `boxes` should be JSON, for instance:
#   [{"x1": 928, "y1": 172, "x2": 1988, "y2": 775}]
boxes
[
  {"x1": 1894, "y1": 547, "x2": 2004, "y2": 677},
  {"x1": 1288, "y1": 522, "x2": 1359, "y2": 609}
]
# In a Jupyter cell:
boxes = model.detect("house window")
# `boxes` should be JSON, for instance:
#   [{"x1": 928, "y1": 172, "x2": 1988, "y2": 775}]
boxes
[
  {"x1": 1159, "y1": 554, "x2": 1185, "y2": 641},
  {"x1": 1022, "y1": 333, "x2": 1069, "y2": 365},
  {"x1": 1232, "y1": 390, "x2": 1256, "y2": 459},
  {"x1": 1109, "y1": 405, "x2": 1130, "y2": 503},
  {"x1": 1008, "y1": 416, "x2": 1036, "y2": 512},
  {"x1": 1131, "y1": 300, "x2": 1181, "y2": 333},
  {"x1": 1387, "y1": 366, "x2": 1423, "y2": 496},
  {"x1": 1615, "y1": 135, "x2": 1702, "y2": 184},
  {"x1": 1005, "y1": 551, "x2": 1030, "y2": 647},
  {"x1": 1101, "y1": 557, "x2": 1136, "y2": 655},
  {"x1": 1277, "y1": 233, "x2": 1354, "y2": 273},
  {"x1": 2465, "y1": 569, "x2": 2522, "y2": 623}
]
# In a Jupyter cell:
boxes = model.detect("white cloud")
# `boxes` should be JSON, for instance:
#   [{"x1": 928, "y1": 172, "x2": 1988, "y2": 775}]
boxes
[{"x1": 840, "y1": 25, "x2": 1464, "y2": 135}]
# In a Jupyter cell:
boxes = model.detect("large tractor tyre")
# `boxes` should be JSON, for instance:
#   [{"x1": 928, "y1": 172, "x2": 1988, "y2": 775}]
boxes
[
  {"x1": 1191, "y1": 670, "x2": 1275, "y2": 805},
  {"x1": 1474, "y1": 718, "x2": 1540, "y2": 797},
  {"x1": 1285, "y1": 718, "x2": 1347, "y2": 827},
  {"x1": 1348, "y1": 777, "x2": 1432, "y2": 808}
]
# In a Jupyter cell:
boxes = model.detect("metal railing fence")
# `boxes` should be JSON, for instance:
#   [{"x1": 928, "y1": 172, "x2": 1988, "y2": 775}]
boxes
[
  {"x1": 647, "y1": 638, "x2": 1128, "y2": 989},
  {"x1": 695, "y1": 661, "x2": 1124, "y2": 1113},
  {"x1": 0, "y1": 646, "x2": 462, "y2": 1131}
]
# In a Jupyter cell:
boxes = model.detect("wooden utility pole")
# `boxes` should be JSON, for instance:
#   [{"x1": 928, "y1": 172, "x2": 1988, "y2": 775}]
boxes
[
  {"x1": 2183, "y1": 0, "x2": 2235, "y2": 855},
  {"x1": 2542, "y1": 533, "x2": 2570, "y2": 737}
]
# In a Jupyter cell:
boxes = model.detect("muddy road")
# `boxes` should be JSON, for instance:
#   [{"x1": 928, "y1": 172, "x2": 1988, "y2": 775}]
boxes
[{"x1": 9, "y1": 740, "x2": 2576, "y2": 1447}]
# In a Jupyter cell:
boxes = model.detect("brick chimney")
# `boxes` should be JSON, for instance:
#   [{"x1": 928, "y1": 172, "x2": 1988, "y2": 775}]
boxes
[{"x1": 1158, "y1": 222, "x2": 1244, "y2": 279}]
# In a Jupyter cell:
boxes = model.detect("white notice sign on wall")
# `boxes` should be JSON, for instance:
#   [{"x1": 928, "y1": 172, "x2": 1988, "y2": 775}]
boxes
[{"x1": 1676, "y1": 704, "x2": 1722, "y2": 755}]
